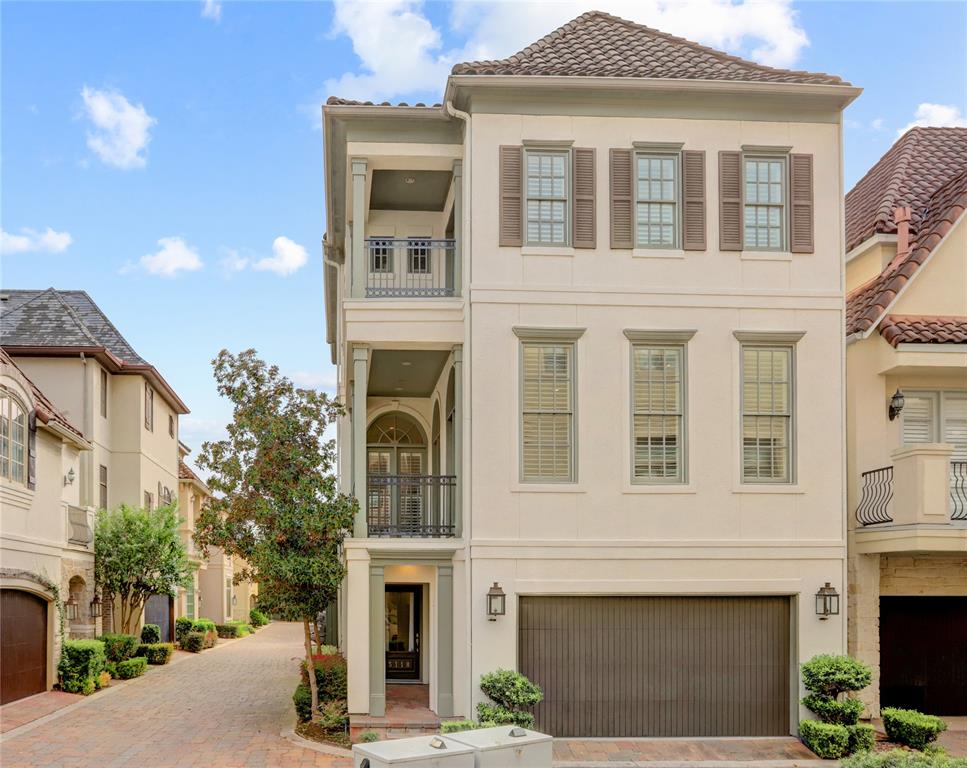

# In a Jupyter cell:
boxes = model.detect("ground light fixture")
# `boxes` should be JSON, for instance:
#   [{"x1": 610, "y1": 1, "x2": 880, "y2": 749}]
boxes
[
  {"x1": 888, "y1": 388, "x2": 905, "y2": 421},
  {"x1": 487, "y1": 582, "x2": 506, "y2": 621},
  {"x1": 64, "y1": 594, "x2": 79, "y2": 621},
  {"x1": 89, "y1": 593, "x2": 102, "y2": 618},
  {"x1": 815, "y1": 582, "x2": 840, "y2": 620}
]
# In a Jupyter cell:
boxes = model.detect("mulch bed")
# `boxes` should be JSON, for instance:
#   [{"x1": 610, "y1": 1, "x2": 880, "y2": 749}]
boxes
[{"x1": 295, "y1": 721, "x2": 352, "y2": 749}]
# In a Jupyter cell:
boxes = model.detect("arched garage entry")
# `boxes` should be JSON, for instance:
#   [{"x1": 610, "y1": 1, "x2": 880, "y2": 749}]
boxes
[{"x1": 1, "y1": 588, "x2": 48, "y2": 704}]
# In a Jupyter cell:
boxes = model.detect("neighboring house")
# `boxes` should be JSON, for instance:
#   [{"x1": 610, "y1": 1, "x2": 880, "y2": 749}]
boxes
[
  {"x1": 0, "y1": 349, "x2": 94, "y2": 704},
  {"x1": 845, "y1": 127, "x2": 967, "y2": 717},
  {"x1": 323, "y1": 12, "x2": 859, "y2": 737},
  {"x1": 177, "y1": 442, "x2": 208, "y2": 626},
  {"x1": 0, "y1": 288, "x2": 189, "y2": 638},
  {"x1": 231, "y1": 555, "x2": 258, "y2": 622}
]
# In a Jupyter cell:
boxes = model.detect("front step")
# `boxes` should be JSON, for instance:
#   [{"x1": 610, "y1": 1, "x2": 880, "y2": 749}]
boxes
[{"x1": 350, "y1": 714, "x2": 452, "y2": 741}]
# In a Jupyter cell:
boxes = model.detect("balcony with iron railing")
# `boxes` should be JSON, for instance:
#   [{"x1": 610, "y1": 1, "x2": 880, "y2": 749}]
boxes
[
  {"x1": 366, "y1": 474, "x2": 457, "y2": 538},
  {"x1": 364, "y1": 238, "x2": 456, "y2": 298},
  {"x1": 67, "y1": 505, "x2": 94, "y2": 549}
]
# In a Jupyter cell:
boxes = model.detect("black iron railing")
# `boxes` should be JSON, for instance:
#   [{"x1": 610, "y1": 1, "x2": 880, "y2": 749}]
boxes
[
  {"x1": 856, "y1": 466, "x2": 894, "y2": 525},
  {"x1": 952, "y1": 462, "x2": 967, "y2": 521},
  {"x1": 365, "y1": 238, "x2": 456, "y2": 297},
  {"x1": 68, "y1": 506, "x2": 93, "y2": 547},
  {"x1": 367, "y1": 474, "x2": 457, "y2": 537}
]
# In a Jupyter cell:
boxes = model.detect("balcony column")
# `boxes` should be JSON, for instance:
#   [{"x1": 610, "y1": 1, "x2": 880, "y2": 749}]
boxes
[
  {"x1": 351, "y1": 158, "x2": 368, "y2": 298},
  {"x1": 437, "y1": 564, "x2": 454, "y2": 716},
  {"x1": 452, "y1": 160, "x2": 463, "y2": 296},
  {"x1": 352, "y1": 346, "x2": 369, "y2": 537},
  {"x1": 452, "y1": 345, "x2": 463, "y2": 538},
  {"x1": 368, "y1": 563, "x2": 385, "y2": 716}
]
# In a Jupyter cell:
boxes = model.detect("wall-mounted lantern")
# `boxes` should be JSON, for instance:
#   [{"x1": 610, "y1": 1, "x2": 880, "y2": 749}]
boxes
[
  {"x1": 486, "y1": 582, "x2": 506, "y2": 621},
  {"x1": 815, "y1": 583, "x2": 840, "y2": 620},
  {"x1": 89, "y1": 594, "x2": 102, "y2": 618},
  {"x1": 64, "y1": 594, "x2": 79, "y2": 621},
  {"x1": 232, "y1": 594, "x2": 237, "y2": 606},
  {"x1": 888, "y1": 389, "x2": 905, "y2": 421},
  {"x1": 64, "y1": 467, "x2": 76, "y2": 486}
]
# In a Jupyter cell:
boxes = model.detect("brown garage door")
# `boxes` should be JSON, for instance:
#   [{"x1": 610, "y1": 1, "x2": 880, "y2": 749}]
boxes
[
  {"x1": 519, "y1": 595, "x2": 791, "y2": 737},
  {"x1": 1, "y1": 589, "x2": 48, "y2": 704}
]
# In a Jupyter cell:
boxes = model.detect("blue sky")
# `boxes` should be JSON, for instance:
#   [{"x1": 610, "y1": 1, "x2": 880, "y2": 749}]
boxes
[{"x1": 2, "y1": 0, "x2": 966, "y2": 457}]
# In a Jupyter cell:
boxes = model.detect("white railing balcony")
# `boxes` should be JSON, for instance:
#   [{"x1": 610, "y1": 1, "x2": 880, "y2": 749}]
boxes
[
  {"x1": 364, "y1": 238, "x2": 456, "y2": 298},
  {"x1": 67, "y1": 505, "x2": 94, "y2": 548}
]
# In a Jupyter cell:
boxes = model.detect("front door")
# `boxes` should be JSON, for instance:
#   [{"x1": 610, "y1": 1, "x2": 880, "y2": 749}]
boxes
[{"x1": 385, "y1": 585, "x2": 421, "y2": 681}]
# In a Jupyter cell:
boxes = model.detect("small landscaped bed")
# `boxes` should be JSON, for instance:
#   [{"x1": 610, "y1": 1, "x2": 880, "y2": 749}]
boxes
[{"x1": 293, "y1": 646, "x2": 351, "y2": 748}]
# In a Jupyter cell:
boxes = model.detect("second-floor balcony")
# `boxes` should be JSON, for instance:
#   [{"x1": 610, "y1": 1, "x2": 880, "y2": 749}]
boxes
[
  {"x1": 67, "y1": 505, "x2": 93, "y2": 549},
  {"x1": 367, "y1": 474, "x2": 457, "y2": 537},
  {"x1": 365, "y1": 238, "x2": 456, "y2": 298}
]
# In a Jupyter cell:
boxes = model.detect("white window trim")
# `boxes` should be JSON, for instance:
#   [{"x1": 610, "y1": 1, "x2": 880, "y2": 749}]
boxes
[
  {"x1": 634, "y1": 150, "x2": 682, "y2": 250},
  {"x1": 0, "y1": 393, "x2": 29, "y2": 486},
  {"x1": 742, "y1": 153, "x2": 790, "y2": 253},
  {"x1": 524, "y1": 147, "x2": 572, "y2": 248}
]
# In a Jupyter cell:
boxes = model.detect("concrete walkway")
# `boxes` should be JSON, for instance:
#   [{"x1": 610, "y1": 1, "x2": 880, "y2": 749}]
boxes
[{"x1": 0, "y1": 622, "x2": 350, "y2": 768}]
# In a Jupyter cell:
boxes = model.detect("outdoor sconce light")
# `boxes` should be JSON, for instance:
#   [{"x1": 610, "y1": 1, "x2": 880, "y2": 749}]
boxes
[
  {"x1": 64, "y1": 467, "x2": 75, "y2": 486},
  {"x1": 888, "y1": 388, "x2": 905, "y2": 421},
  {"x1": 64, "y1": 595, "x2": 79, "y2": 621},
  {"x1": 89, "y1": 594, "x2": 102, "y2": 618},
  {"x1": 815, "y1": 583, "x2": 840, "y2": 620},
  {"x1": 486, "y1": 582, "x2": 506, "y2": 621},
  {"x1": 232, "y1": 594, "x2": 237, "y2": 606}
]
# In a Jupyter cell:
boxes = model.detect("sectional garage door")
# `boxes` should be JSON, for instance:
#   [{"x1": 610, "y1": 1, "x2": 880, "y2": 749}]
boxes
[
  {"x1": 1, "y1": 589, "x2": 48, "y2": 705},
  {"x1": 518, "y1": 595, "x2": 792, "y2": 737}
]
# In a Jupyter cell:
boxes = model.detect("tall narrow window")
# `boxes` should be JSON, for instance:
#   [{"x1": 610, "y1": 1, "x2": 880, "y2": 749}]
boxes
[
  {"x1": 186, "y1": 581, "x2": 195, "y2": 621},
  {"x1": 144, "y1": 491, "x2": 153, "y2": 510},
  {"x1": 525, "y1": 150, "x2": 569, "y2": 246},
  {"x1": 744, "y1": 157, "x2": 786, "y2": 250},
  {"x1": 144, "y1": 385, "x2": 154, "y2": 431},
  {"x1": 168, "y1": 414, "x2": 175, "y2": 438},
  {"x1": 0, "y1": 397, "x2": 27, "y2": 484},
  {"x1": 407, "y1": 238, "x2": 430, "y2": 274},
  {"x1": 521, "y1": 342, "x2": 575, "y2": 482},
  {"x1": 100, "y1": 369, "x2": 108, "y2": 418},
  {"x1": 741, "y1": 345, "x2": 793, "y2": 483},
  {"x1": 635, "y1": 154, "x2": 679, "y2": 248},
  {"x1": 225, "y1": 578, "x2": 232, "y2": 617},
  {"x1": 632, "y1": 345, "x2": 685, "y2": 482},
  {"x1": 99, "y1": 465, "x2": 108, "y2": 510}
]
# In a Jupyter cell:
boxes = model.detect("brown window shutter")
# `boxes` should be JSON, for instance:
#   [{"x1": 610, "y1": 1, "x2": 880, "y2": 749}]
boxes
[
  {"x1": 610, "y1": 149, "x2": 634, "y2": 249},
  {"x1": 499, "y1": 145, "x2": 523, "y2": 247},
  {"x1": 681, "y1": 150, "x2": 706, "y2": 251},
  {"x1": 572, "y1": 148, "x2": 596, "y2": 249},
  {"x1": 27, "y1": 410, "x2": 37, "y2": 491},
  {"x1": 789, "y1": 153, "x2": 814, "y2": 253},
  {"x1": 718, "y1": 151, "x2": 743, "y2": 251}
]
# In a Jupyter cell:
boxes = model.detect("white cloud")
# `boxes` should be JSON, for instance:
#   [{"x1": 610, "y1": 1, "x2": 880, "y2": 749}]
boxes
[
  {"x1": 81, "y1": 86, "x2": 156, "y2": 169},
  {"x1": 201, "y1": 0, "x2": 222, "y2": 22},
  {"x1": 136, "y1": 237, "x2": 203, "y2": 277},
  {"x1": 0, "y1": 227, "x2": 72, "y2": 255},
  {"x1": 253, "y1": 236, "x2": 309, "y2": 276},
  {"x1": 871, "y1": 117, "x2": 885, "y2": 131},
  {"x1": 324, "y1": 0, "x2": 810, "y2": 102},
  {"x1": 219, "y1": 248, "x2": 250, "y2": 273},
  {"x1": 899, "y1": 103, "x2": 967, "y2": 136}
]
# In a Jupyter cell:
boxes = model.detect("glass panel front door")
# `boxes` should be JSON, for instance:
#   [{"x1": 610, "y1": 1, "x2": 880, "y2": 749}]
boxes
[{"x1": 385, "y1": 585, "x2": 421, "y2": 680}]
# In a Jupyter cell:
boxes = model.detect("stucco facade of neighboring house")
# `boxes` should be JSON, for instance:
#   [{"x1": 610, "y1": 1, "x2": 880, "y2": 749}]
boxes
[
  {"x1": 323, "y1": 12, "x2": 859, "y2": 737},
  {"x1": 176, "y1": 443, "x2": 207, "y2": 625},
  {"x1": 0, "y1": 288, "x2": 190, "y2": 639},
  {"x1": 1, "y1": 350, "x2": 94, "y2": 704},
  {"x1": 845, "y1": 127, "x2": 967, "y2": 717}
]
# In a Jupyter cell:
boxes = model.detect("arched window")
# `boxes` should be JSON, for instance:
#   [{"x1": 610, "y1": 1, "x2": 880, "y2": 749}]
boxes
[
  {"x1": 367, "y1": 412, "x2": 426, "y2": 447},
  {"x1": 0, "y1": 396, "x2": 27, "y2": 484}
]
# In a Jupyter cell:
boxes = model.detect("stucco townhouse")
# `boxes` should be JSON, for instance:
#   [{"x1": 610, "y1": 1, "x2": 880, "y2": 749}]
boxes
[
  {"x1": 845, "y1": 127, "x2": 967, "y2": 718},
  {"x1": 323, "y1": 11, "x2": 860, "y2": 738}
]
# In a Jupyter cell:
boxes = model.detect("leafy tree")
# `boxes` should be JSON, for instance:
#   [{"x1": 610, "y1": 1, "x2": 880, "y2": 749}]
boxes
[
  {"x1": 193, "y1": 349, "x2": 356, "y2": 719},
  {"x1": 94, "y1": 504, "x2": 192, "y2": 634}
]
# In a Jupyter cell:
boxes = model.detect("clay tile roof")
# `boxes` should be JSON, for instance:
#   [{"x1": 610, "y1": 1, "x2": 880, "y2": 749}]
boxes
[
  {"x1": 451, "y1": 11, "x2": 849, "y2": 86},
  {"x1": 325, "y1": 97, "x2": 442, "y2": 108},
  {"x1": 178, "y1": 460, "x2": 200, "y2": 482},
  {"x1": 0, "y1": 348, "x2": 86, "y2": 441},
  {"x1": 845, "y1": 127, "x2": 967, "y2": 253},
  {"x1": 846, "y1": 168, "x2": 967, "y2": 336},
  {"x1": 878, "y1": 315, "x2": 967, "y2": 347}
]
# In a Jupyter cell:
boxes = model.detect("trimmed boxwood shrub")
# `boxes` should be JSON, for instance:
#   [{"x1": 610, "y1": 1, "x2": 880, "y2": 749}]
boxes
[
  {"x1": 182, "y1": 631, "x2": 205, "y2": 653},
  {"x1": 801, "y1": 655, "x2": 872, "y2": 698},
  {"x1": 104, "y1": 661, "x2": 118, "y2": 679},
  {"x1": 117, "y1": 656, "x2": 148, "y2": 679},
  {"x1": 440, "y1": 720, "x2": 498, "y2": 734},
  {"x1": 216, "y1": 623, "x2": 240, "y2": 639},
  {"x1": 100, "y1": 633, "x2": 140, "y2": 663},
  {"x1": 192, "y1": 619, "x2": 217, "y2": 648},
  {"x1": 175, "y1": 616, "x2": 193, "y2": 646},
  {"x1": 799, "y1": 719, "x2": 851, "y2": 760},
  {"x1": 227, "y1": 621, "x2": 252, "y2": 637},
  {"x1": 140, "y1": 623, "x2": 161, "y2": 644},
  {"x1": 848, "y1": 723, "x2": 876, "y2": 754},
  {"x1": 250, "y1": 608, "x2": 268, "y2": 627},
  {"x1": 136, "y1": 643, "x2": 174, "y2": 665},
  {"x1": 58, "y1": 639, "x2": 107, "y2": 695},
  {"x1": 802, "y1": 693, "x2": 864, "y2": 725},
  {"x1": 841, "y1": 749, "x2": 967, "y2": 768},
  {"x1": 293, "y1": 682, "x2": 312, "y2": 722},
  {"x1": 301, "y1": 653, "x2": 348, "y2": 702},
  {"x1": 358, "y1": 731, "x2": 379, "y2": 743},
  {"x1": 476, "y1": 669, "x2": 543, "y2": 729},
  {"x1": 882, "y1": 708, "x2": 948, "y2": 751}
]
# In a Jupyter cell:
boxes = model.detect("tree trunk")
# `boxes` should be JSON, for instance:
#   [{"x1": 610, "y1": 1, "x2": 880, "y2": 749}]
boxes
[{"x1": 303, "y1": 617, "x2": 320, "y2": 721}]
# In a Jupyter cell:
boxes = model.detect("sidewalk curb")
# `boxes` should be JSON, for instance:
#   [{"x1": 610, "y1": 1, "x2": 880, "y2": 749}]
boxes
[{"x1": 281, "y1": 723, "x2": 354, "y2": 759}]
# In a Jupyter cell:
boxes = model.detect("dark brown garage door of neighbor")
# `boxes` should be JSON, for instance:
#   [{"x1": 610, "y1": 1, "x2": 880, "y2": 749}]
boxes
[
  {"x1": 519, "y1": 595, "x2": 792, "y2": 737},
  {"x1": 1, "y1": 589, "x2": 48, "y2": 705},
  {"x1": 880, "y1": 596, "x2": 967, "y2": 715}
]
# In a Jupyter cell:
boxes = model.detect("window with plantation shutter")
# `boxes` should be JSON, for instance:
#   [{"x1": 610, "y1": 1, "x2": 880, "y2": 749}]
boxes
[
  {"x1": 789, "y1": 154, "x2": 814, "y2": 253},
  {"x1": 610, "y1": 149, "x2": 634, "y2": 248},
  {"x1": 635, "y1": 153, "x2": 679, "y2": 248},
  {"x1": 719, "y1": 151, "x2": 743, "y2": 251},
  {"x1": 682, "y1": 150, "x2": 706, "y2": 251},
  {"x1": 741, "y1": 345, "x2": 793, "y2": 483},
  {"x1": 499, "y1": 146, "x2": 523, "y2": 247},
  {"x1": 521, "y1": 342, "x2": 575, "y2": 482},
  {"x1": 572, "y1": 148, "x2": 595, "y2": 248},
  {"x1": 902, "y1": 391, "x2": 967, "y2": 461},
  {"x1": 743, "y1": 157, "x2": 786, "y2": 250},
  {"x1": 902, "y1": 395, "x2": 935, "y2": 445},
  {"x1": 525, "y1": 150, "x2": 569, "y2": 245},
  {"x1": 632, "y1": 345, "x2": 684, "y2": 482}
]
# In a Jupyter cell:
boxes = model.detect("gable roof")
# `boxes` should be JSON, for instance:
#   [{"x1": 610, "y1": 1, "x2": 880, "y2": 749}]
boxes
[
  {"x1": 845, "y1": 127, "x2": 967, "y2": 253},
  {"x1": 451, "y1": 11, "x2": 849, "y2": 86},
  {"x1": 846, "y1": 168, "x2": 967, "y2": 337},
  {"x1": 0, "y1": 349, "x2": 87, "y2": 443}
]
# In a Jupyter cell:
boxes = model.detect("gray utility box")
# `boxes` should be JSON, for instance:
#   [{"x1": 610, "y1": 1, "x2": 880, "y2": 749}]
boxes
[
  {"x1": 353, "y1": 735, "x2": 475, "y2": 768},
  {"x1": 447, "y1": 726, "x2": 553, "y2": 768}
]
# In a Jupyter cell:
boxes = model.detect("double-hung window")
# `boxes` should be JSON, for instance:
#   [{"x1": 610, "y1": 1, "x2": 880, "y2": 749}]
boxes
[
  {"x1": 741, "y1": 344, "x2": 794, "y2": 483},
  {"x1": 100, "y1": 369, "x2": 108, "y2": 418},
  {"x1": 407, "y1": 238, "x2": 430, "y2": 274},
  {"x1": 635, "y1": 154, "x2": 679, "y2": 248},
  {"x1": 369, "y1": 239, "x2": 392, "y2": 273},
  {"x1": 519, "y1": 335, "x2": 577, "y2": 482},
  {"x1": 0, "y1": 396, "x2": 27, "y2": 484},
  {"x1": 98, "y1": 465, "x2": 108, "y2": 510},
  {"x1": 525, "y1": 150, "x2": 569, "y2": 246},
  {"x1": 145, "y1": 385, "x2": 154, "y2": 431},
  {"x1": 632, "y1": 344, "x2": 685, "y2": 482},
  {"x1": 743, "y1": 156, "x2": 786, "y2": 250}
]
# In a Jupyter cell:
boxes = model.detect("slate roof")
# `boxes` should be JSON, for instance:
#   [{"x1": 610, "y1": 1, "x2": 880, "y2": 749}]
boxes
[
  {"x1": 846, "y1": 168, "x2": 967, "y2": 336},
  {"x1": 0, "y1": 348, "x2": 86, "y2": 441},
  {"x1": 1, "y1": 288, "x2": 148, "y2": 364},
  {"x1": 878, "y1": 315, "x2": 967, "y2": 347},
  {"x1": 451, "y1": 11, "x2": 849, "y2": 86},
  {"x1": 845, "y1": 127, "x2": 967, "y2": 253}
]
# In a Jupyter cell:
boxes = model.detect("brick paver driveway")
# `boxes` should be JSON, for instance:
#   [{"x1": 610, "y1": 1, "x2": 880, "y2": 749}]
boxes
[{"x1": 0, "y1": 622, "x2": 350, "y2": 768}]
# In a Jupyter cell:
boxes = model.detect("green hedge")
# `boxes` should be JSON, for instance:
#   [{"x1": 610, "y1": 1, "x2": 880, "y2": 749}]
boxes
[
  {"x1": 848, "y1": 723, "x2": 876, "y2": 754},
  {"x1": 136, "y1": 643, "x2": 174, "y2": 665},
  {"x1": 215, "y1": 623, "x2": 240, "y2": 639},
  {"x1": 192, "y1": 619, "x2": 217, "y2": 648},
  {"x1": 301, "y1": 654, "x2": 348, "y2": 702},
  {"x1": 100, "y1": 633, "x2": 140, "y2": 663},
  {"x1": 140, "y1": 623, "x2": 161, "y2": 644},
  {"x1": 293, "y1": 682, "x2": 312, "y2": 722},
  {"x1": 882, "y1": 708, "x2": 948, "y2": 751},
  {"x1": 249, "y1": 608, "x2": 269, "y2": 627},
  {"x1": 117, "y1": 657, "x2": 148, "y2": 679},
  {"x1": 175, "y1": 616, "x2": 193, "y2": 646},
  {"x1": 104, "y1": 660, "x2": 118, "y2": 679},
  {"x1": 802, "y1": 693, "x2": 864, "y2": 725},
  {"x1": 357, "y1": 731, "x2": 380, "y2": 743},
  {"x1": 799, "y1": 720, "x2": 851, "y2": 760},
  {"x1": 841, "y1": 749, "x2": 967, "y2": 768},
  {"x1": 227, "y1": 621, "x2": 252, "y2": 637},
  {"x1": 58, "y1": 639, "x2": 107, "y2": 695},
  {"x1": 182, "y1": 631, "x2": 205, "y2": 653},
  {"x1": 440, "y1": 720, "x2": 498, "y2": 734}
]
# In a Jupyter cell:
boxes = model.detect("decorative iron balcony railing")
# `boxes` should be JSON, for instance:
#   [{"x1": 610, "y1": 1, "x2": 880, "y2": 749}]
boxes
[
  {"x1": 952, "y1": 462, "x2": 967, "y2": 521},
  {"x1": 364, "y1": 238, "x2": 456, "y2": 298},
  {"x1": 856, "y1": 466, "x2": 894, "y2": 525},
  {"x1": 67, "y1": 506, "x2": 94, "y2": 547},
  {"x1": 367, "y1": 474, "x2": 457, "y2": 537}
]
